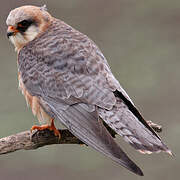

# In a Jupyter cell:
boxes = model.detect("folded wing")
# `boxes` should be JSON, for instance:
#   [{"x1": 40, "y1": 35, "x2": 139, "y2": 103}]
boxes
[{"x1": 44, "y1": 100, "x2": 143, "y2": 176}]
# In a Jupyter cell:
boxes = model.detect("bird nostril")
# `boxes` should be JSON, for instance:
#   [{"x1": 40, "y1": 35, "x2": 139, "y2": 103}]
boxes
[{"x1": 7, "y1": 31, "x2": 14, "y2": 38}]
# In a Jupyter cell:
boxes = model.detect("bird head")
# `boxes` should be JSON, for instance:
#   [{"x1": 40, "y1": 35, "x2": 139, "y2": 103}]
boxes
[{"x1": 6, "y1": 5, "x2": 52, "y2": 51}]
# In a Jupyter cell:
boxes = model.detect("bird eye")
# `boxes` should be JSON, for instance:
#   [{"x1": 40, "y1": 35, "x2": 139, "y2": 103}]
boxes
[
  {"x1": 17, "y1": 19, "x2": 34, "y2": 32},
  {"x1": 20, "y1": 20, "x2": 29, "y2": 27}
]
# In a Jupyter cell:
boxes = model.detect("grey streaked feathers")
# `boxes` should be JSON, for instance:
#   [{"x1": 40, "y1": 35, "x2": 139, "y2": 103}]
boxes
[{"x1": 18, "y1": 18, "x2": 171, "y2": 175}]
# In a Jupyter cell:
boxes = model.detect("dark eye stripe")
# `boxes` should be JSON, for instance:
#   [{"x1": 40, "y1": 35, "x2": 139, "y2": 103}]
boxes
[{"x1": 17, "y1": 19, "x2": 34, "y2": 32}]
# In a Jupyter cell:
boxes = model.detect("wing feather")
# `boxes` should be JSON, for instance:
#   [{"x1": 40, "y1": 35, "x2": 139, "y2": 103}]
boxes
[{"x1": 45, "y1": 100, "x2": 143, "y2": 176}]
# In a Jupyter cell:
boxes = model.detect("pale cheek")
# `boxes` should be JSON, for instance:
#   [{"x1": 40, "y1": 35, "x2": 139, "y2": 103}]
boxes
[
  {"x1": 24, "y1": 26, "x2": 39, "y2": 42},
  {"x1": 8, "y1": 26, "x2": 39, "y2": 50},
  {"x1": 9, "y1": 32, "x2": 28, "y2": 50},
  {"x1": 16, "y1": 33, "x2": 28, "y2": 44}
]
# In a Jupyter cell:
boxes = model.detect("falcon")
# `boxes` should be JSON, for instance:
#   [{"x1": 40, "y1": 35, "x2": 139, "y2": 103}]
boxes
[{"x1": 6, "y1": 5, "x2": 171, "y2": 176}]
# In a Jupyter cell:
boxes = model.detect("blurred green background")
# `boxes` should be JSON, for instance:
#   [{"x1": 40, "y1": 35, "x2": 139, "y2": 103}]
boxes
[{"x1": 0, "y1": 0, "x2": 179, "y2": 179}]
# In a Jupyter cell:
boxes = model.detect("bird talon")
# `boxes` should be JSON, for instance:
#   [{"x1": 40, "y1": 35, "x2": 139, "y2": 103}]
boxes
[
  {"x1": 53, "y1": 128, "x2": 61, "y2": 139},
  {"x1": 31, "y1": 124, "x2": 49, "y2": 133},
  {"x1": 30, "y1": 119, "x2": 61, "y2": 139}
]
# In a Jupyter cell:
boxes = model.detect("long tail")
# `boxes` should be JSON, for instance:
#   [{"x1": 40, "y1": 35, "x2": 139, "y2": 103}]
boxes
[{"x1": 98, "y1": 90, "x2": 172, "y2": 154}]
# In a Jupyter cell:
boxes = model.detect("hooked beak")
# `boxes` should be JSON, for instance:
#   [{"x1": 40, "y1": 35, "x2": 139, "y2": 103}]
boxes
[{"x1": 7, "y1": 26, "x2": 19, "y2": 38}]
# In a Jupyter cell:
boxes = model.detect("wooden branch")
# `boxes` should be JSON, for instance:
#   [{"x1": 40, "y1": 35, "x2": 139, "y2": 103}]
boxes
[
  {"x1": 0, "y1": 121, "x2": 162, "y2": 155},
  {"x1": 0, "y1": 129, "x2": 83, "y2": 155}
]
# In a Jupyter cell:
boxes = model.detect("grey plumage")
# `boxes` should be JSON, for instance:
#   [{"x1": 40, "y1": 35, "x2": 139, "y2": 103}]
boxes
[{"x1": 18, "y1": 18, "x2": 171, "y2": 175}]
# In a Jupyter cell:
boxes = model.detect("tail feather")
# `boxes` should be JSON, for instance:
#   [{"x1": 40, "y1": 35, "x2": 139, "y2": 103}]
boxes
[
  {"x1": 114, "y1": 90, "x2": 160, "y2": 139},
  {"x1": 98, "y1": 91, "x2": 171, "y2": 154}
]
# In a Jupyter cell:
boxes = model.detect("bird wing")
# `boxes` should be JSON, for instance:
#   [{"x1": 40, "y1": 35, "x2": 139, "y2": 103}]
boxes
[
  {"x1": 18, "y1": 19, "x2": 171, "y2": 160},
  {"x1": 43, "y1": 99, "x2": 143, "y2": 175}
]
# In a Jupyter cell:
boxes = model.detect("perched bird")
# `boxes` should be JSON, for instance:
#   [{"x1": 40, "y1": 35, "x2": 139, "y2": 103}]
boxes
[{"x1": 6, "y1": 5, "x2": 171, "y2": 176}]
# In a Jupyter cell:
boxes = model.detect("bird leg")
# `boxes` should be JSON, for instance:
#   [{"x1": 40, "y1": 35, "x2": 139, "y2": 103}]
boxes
[{"x1": 31, "y1": 119, "x2": 61, "y2": 139}]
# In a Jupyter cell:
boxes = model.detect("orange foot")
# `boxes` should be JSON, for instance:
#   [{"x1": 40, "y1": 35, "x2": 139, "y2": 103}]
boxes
[{"x1": 31, "y1": 119, "x2": 61, "y2": 139}]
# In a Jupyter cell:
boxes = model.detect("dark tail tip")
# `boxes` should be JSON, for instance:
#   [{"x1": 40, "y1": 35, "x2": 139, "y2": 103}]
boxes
[
  {"x1": 133, "y1": 166, "x2": 144, "y2": 176},
  {"x1": 126, "y1": 161, "x2": 144, "y2": 176}
]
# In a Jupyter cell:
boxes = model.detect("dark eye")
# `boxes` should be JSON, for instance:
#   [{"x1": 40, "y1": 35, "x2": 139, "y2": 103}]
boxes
[
  {"x1": 17, "y1": 19, "x2": 34, "y2": 32},
  {"x1": 20, "y1": 20, "x2": 30, "y2": 27}
]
